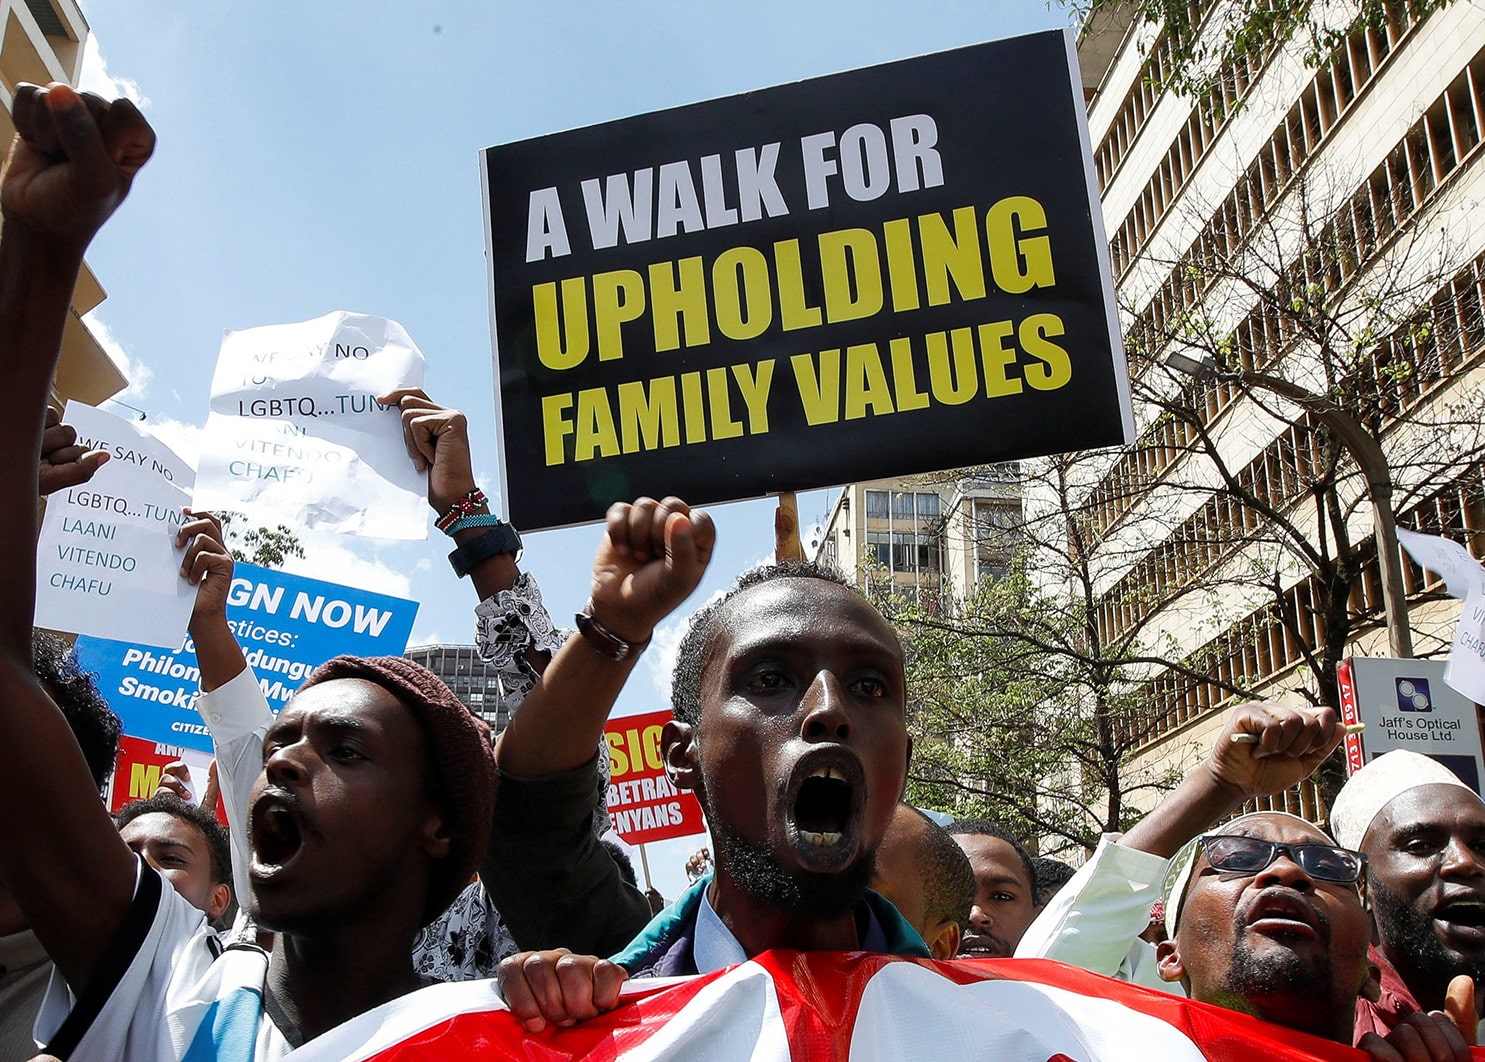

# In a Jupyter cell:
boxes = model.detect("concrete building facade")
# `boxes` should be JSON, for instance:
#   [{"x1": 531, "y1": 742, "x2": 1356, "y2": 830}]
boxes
[
  {"x1": 818, "y1": 466, "x2": 1022, "y2": 603},
  {"x1": 1070, "y1": 0, "x2": 1485, "y2": 822},
  {"x1": 1, "y1": 0, "x2": 128, "y2": 406}
]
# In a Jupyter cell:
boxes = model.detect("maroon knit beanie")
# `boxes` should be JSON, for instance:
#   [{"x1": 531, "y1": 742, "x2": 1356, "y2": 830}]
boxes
[{"x1": 298, "y1": 654, "x2": 496, "y2": 925}]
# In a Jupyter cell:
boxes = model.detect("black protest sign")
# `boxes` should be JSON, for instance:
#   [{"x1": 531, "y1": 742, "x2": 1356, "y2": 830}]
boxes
[{"x1": 481, "y1": 28, "x2": 1131, "y2": 530}]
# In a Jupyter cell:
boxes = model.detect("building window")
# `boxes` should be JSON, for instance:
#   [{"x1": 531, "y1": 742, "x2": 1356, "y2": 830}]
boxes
[
  {"x1": 892, "y1": 532, "x2": 939, "y2": 572},
  {"x1": 866, "y1": 531, "x2": 892, "y2": 568},
  {"x1": 865, "y1": 490, "x2": 889, "y2": 519},
  {"x1": 916, "y1": 492, "x2": 941, "y2": 520}
]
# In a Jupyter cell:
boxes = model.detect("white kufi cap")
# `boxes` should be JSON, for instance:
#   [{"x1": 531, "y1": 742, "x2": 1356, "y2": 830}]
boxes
[{"x1": 1330, "y1": 750, "x2": 1473, "y2": 850}]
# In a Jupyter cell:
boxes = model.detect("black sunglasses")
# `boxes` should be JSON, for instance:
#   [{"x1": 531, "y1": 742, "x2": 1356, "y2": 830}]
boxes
[{"x1": 1200, "y1": 834, "x2": 1367, "y2": 883}]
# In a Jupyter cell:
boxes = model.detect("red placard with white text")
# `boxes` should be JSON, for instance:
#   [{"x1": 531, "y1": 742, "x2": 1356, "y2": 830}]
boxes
[{"x1": 603, "y1": 710, "x2": 705, "y2": 845}]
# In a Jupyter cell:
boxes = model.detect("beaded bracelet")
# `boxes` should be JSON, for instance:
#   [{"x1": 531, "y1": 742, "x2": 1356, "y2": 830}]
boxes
[
  {"x1": 435, "y1": 487, "x2": 488, "y2": 532},
  {"x1": 444, "y1": 512, "x2": 506, "y2": 537}
]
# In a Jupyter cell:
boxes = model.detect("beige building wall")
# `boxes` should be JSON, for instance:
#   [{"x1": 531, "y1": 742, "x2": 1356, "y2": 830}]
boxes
[
  {"x1": 0, "y1": 0, "x2": 128, "y2": 406},
  {"x1": 818, "y1": 468, "x2": 1022, "y2": 603},
  {"x1": 1074, "y1": 0, "x2": 1485, "y2": 824}
]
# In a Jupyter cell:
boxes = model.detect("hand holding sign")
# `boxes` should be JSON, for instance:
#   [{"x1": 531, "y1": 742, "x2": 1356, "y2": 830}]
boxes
[
  {"x1": 380, "y1": 388, "x2": 480, "y2": 514},
  {"x1": 40, "y1": 405, "x2": 110, "y2": 496},
  {"x1": 194, "y1": 310, "x2": 429, "y2": 539},
  {"x1": 177, "y1": 511, "x2": 234, "y2": 624},
  {"x1": 590, "y1": 497, "x2": 716, "y2": 645}
]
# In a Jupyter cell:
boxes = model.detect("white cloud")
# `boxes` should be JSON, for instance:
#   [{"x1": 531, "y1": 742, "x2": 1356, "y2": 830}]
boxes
[
  {"x1": 281, "y1": 538, "x2": 413, "y2": 601},
  {"x1": 142, "y1": 416, "x2": 203, "y2": 470},
  {"x1": 409, "y1": 629, "x2": 445, "y2": 649},
  {"x1": 742, "y1": 551, "x2": 776, "y2": 576},
  {"x1": 643, "y1": 587, "x2": 725, "y2": 703},
  {"x1": 76, "y1": 35, "x2": 148, "y2": 108},
  {"x1": 414, "y1": 557, "x2": 432, "y2": 572},
  {"x1": 83, "y1": 311, "x2": 152, "y2": 400}
]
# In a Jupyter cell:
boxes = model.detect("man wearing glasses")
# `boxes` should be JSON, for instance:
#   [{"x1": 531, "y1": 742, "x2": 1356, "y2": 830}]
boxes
[
  {"x1": 1157, "y1": 814, "x2": 1470, "y2": 1058},
  {"x1": 1017, "y1": 701, "x2": 1350, "y2": 987},
  {"x1": 1157, "y1": 817, "x2": 1371, "y2": 1037}
]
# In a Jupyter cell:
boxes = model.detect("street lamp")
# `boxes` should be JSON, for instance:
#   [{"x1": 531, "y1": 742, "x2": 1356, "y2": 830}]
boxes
[{"x1": 1164, "y1": 352, "x2": 1414, "y2": 658}]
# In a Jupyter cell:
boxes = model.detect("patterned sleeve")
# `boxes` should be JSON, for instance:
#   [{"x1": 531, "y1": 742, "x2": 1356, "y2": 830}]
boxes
[
  {"x1": 473, "y1": 571, "x2": 571, "y2": 711},
  {"x1": 472, "y1": 570, "x2": 611, "y2": 838}
]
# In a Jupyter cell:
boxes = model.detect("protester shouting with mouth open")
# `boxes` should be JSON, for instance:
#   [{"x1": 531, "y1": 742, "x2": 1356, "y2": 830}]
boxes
[
  {"x1": 496, "y1": 557, "x2": 930, "y2": 1030},
  {"x1": 1159, "y1": 812, "x2": 1473, "y2": 1061},
  {"x1": 1332, "y1": 750, "x2": 1485, "y2": 1042},
  {"x1": 0, "y1": 81, "x2": 501, "y2": 1059}
]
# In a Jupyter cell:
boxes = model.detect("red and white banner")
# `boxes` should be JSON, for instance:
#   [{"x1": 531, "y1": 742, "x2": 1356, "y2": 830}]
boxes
[
  {"x1": 603, "y1": 710, "x2": 705, "y2": 845},
  {"x1": 286, "y1": 953, "x2": 1468, "y2": 1061}
]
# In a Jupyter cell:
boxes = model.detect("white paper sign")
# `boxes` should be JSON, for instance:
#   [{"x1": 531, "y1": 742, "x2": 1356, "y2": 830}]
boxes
[
  {"x1": 192, "y1": 310, "x2": 427, "y2": 540},
  {"x1": 1397, "y1": 527, "x2": 1485, "y2": 704},
  {"x1": 35, "y1": 402, "x2": 196, "y2": 649}
]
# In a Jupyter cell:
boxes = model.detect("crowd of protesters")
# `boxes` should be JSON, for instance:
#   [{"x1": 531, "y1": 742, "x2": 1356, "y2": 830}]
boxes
[{"x1": 3, "y1": 81, "x2": 1485, "y2": 1062}]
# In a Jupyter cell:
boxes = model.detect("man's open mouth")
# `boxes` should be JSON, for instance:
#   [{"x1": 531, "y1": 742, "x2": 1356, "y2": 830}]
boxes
[
  {"x1": 1240, "y1": 889, "x2": 1322, "y2": 940},
  {"x1": 1435, "y1": 895, "x2": 1485, "y2": 939},
  {"x1": 250, "y1": 791, "x2": 309, "y2": 881},
  {"x1": 784, "y1": 750, "x2": 865, "y2": 868},
  {"x1": 958, "y1": 934, "x2": 1010, "y2": 958}
]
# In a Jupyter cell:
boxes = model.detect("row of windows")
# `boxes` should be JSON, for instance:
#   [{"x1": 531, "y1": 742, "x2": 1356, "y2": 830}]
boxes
[
  {"x1": 1358, "y1": 261, "x2": 1485, "y2": 418},
  {"x1": 1096, "y1": 415, "x2": 1329, "y2": 642},
  {"x1": 1132, "y1": 45, "x2": 1485, "y2": 369},
  {"x1": 1110, "y1": 5, "x2": 1419, "y2": 280},
  {"x1": 1108, "y1": 45, "x2": 1272, "y2": 268},
  {"x1": 1089, "y1": 248, "x2": 1485, "y2": 544},
  {"x1": 1082, "y1": 412, "x2": 1202, "y2": 541},
  {"x1": 865, "y1": 531, "x2": 940, "y2": 573},
  {"x1": 1093, "y1": 0, "x2": 1219, "y2": 189},
  {"x1": 1113, "y1": 466, "x2": 1485, "y2": 749},
  {"x1": 864, "y1": 489, "x2": 942, "y2": 522},
  {"x1": 1096, "y1": 256, "x2": 1485, "y2": 637}
]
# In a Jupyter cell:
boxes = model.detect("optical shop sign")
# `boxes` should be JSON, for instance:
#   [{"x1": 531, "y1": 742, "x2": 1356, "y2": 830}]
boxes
[
  {"x1": 74, "y1": 563, "x2": 419, "y2": 754},
  {"x1": 481, "y1": 28, "x2": 1132, "y2": 529},
  {"x1": 604, "y1": 710, "x2": 705, "y2": 845}
]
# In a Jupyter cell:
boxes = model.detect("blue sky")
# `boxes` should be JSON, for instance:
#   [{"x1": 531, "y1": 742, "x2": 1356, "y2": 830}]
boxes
[{"x1": 73, "y1": 0, "x2": 1068, "y2": 898}]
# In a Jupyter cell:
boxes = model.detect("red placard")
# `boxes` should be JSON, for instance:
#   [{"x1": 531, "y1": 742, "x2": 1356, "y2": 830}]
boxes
[
  {"x1": 107, "y1": 734, "x2": 229, "y2": 825},
  {"x1": 109, "y1": 734, "x2": 189, "y2": 812},
  {"x1": 603, "y1": 710, "x2": 705, "y2": 845}
]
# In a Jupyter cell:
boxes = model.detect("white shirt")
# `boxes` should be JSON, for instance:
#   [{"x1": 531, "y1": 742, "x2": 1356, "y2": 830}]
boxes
[
  {"x1": 1013, "y1": 833, "x2": 1179, "y2": 995},
  {"x1": 34, "y1": 860, "x2": 291, "y2": 1061}
]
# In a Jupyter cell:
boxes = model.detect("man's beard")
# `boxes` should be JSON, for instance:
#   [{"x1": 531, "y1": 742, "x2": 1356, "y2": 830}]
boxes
[
  {"x1": 1220, "y1": 935, "x2": 1330, "y2": 998},
  {"x1": 1221, "y1": 901, "x2": 1335, "y2": 1000},
  {"x1": 1214, "y1": 910, "x2": 1346, "y2": 1039},
  {"x1": 1373, "y1": 878, "x2": 1485, "y2": 998},
  {"x1": 706, "y1": 797, "x2": 875, "y2": 920}
]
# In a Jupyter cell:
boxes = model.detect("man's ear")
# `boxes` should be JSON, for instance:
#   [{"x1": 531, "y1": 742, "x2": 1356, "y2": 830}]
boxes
[
  {"x1": 420, "y1": 811, "x2": 452, "y2": 862},
  {"x1": 927, "y1": 919, "x2": 960, "y2": 961},
  {"x1": 662, "y1": 720, "x2": 700, "y2": 795},
  {"x1": 207, "y1": 882, "x2": 232, "y2": 921},
  {"x1": 1155, "y1": 938, "x2": 1187, "y2": 984}
]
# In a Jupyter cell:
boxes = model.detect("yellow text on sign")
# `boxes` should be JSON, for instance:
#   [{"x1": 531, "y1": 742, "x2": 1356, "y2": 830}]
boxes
[
  {"x1": 129, "y1": 763, "x2": 163, "y2": 799},
  {"x1": 606, "y1": 723, "x2": 665, "y2": 778}
]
